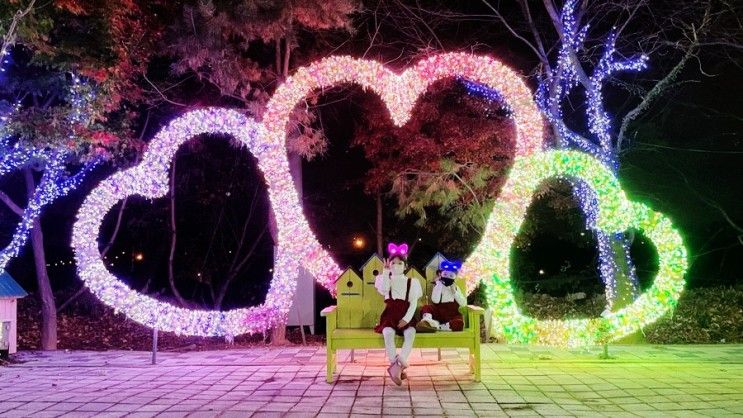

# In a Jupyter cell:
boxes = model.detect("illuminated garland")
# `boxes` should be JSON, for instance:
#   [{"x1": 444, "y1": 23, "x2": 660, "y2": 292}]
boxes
[
  {"x1": 0, "y1": 75, "x2": 98, "y2": 272},
  {"x1": 465, "y1": 0, "x2": 648, "y2": 310},
  {"x1": 71, "y1": 108, "x2": 306, "y2": 337},
  {"x1": 461, "y1": 150, "x2": 688, "y2": 346},
  {"x1": 263, "y1": 52, "x2": 546, "y2": 294},
  {"x1": 71, "y1": 53, "x2": 547, "y2": 337}
]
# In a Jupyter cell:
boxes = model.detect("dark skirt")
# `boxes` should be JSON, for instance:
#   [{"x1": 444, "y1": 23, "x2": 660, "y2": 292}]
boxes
[
  {"x1": 375, "y1": 299, "x2": 417, "y2": 336},
  {"x1": 420, "y1": 301, "x2": 464, "y2": 331}
]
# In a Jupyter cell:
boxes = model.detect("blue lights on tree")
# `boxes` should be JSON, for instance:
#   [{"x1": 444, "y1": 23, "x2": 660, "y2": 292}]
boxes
[
  {"x1": 0, "y1": 59, "x2": 100, "y2": 272},
  {"x1": 464, "y1": 0, "x2": 648, "y2": 310}
]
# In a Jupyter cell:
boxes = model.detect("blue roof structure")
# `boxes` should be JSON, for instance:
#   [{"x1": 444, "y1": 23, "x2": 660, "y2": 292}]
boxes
[{"x1": 0, "y1": 270, "x2": 28, "y2": 298}]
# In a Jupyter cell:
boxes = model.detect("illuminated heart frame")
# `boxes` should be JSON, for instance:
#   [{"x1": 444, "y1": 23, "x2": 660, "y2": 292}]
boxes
[
  {"x1": 72, "y1": 53, "x2": 546, "y2": 337},
  {"x1": 262, "y1": 53, "x2": 546, "y2": 294},
  {"x1": 467, "y1": 149, "x2": 689, "y2": 347},
  {"x1": 71, "y1": 108, "x2": 301, "y2": 336}
]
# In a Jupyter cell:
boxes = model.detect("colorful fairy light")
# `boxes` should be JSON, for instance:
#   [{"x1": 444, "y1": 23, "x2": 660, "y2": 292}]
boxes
[
  {"x1": 461, "y1": 150, "x2": 688, "y2": 347},
  {"x1": 71, "y1": 53, "x2": 547, "y2": 337},
  {"x1": 0, "y1": 75, "x2": 99, "y2": 272},
  {"x1": 465, "y1": 0, "x2": 648, "y2": 311},
  {"x1": 72, "y1": 53, "x2": 681, "y2": 345},
  {"x1": 72, "y1": 108, "x2": 304, "y2": 337},
  {"x1": 262, "y1": 52, "x2": 547, "y2": 293}
]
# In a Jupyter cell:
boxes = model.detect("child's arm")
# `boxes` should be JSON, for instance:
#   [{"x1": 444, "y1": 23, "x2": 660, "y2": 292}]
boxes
[
  {"x1": 401, "y1": 280, "x2": 423, "y2": 324},
  {"x1": 374, "y1": 269, "x2": 392, "y2": 297},
  {"x1": 453, "y1": 286, "x2": 467, "y2": 306},
  {"x1": 431, "y1": 281, "x2": 443, "y2": 304}
]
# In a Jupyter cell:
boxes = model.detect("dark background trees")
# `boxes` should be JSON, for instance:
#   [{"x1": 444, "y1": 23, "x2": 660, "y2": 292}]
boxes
[{"x1": 1, "y1": 0, "x2": 741, "y2": 348}]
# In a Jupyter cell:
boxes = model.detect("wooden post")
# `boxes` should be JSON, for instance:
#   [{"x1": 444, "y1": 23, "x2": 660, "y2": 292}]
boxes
[{"x1": 151, "y1": 327, "x2": 158, "y2": 365}]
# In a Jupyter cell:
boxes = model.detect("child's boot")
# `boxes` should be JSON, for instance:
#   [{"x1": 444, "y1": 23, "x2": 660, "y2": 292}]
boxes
[
  {"x1": 415, "y1": 313, "x2": 439, "y2": 333},
  {"x1": 387, "y1": 356, "x2": 403, "y2": 386}
]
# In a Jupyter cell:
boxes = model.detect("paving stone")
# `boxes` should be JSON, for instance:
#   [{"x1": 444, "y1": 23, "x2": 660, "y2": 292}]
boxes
[{"x1": 2, "y1": 344, "x2": 742, "y2": 416}]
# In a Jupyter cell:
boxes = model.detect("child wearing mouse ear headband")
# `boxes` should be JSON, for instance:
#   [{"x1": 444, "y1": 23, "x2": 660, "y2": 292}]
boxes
[
  {"x1": 416, "y1": 259, "x2": 466, "y2": 333},
  {"x1": 373, "y1": 242, "x2": 422, "y2": 386}
]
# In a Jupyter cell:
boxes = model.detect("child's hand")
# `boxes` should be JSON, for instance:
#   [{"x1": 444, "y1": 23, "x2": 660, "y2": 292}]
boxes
[
  {"x1": 397, "y1": 319, "x2": 408, "y2": 328},
  {"x1": 384, "y1": 258, "x2": 391, "y2": 269}
]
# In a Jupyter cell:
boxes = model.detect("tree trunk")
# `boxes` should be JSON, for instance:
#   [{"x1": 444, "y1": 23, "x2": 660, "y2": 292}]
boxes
[
  {"x1": 168, "y1": 159, "x2": 187, "y2": 306},
  {"x1": 572, "y1": 181, "x2": 638, "y2": 311},
  {"x1": 271, "y1": 34, "x2": 297, "y2": 346},
  {"x1": 376, "y1": 191, "x2": 383, "y2": 257},
  {"x1": 607, "y1": 234, "x2": 637, "y2": 310},
  {"x1": 24, "y1": 168, "x2": 57, "y2": 350}
]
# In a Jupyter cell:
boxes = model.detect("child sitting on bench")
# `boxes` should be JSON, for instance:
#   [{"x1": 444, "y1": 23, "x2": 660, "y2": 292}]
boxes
[
  {"x1": 374, "y1": 242, "x2": 422, "y2": 385},
  {"x1": 416, "y1": 260, "x2": 466, "y2": 332}
]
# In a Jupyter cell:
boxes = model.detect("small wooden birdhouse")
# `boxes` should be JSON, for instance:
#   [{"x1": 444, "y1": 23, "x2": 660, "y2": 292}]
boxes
[
  {"x1": 360, "y1": 254, "x2": 385, "y2": 327},
  {"x1": 405, "y1": 267, "x2": 427, "y2": 306},
  {"x1": 336, "y1": 268, "x2": 364, "y2": 328},
  {"x1": 0, "y1": 271, "x2": 28, "y2": 356}
]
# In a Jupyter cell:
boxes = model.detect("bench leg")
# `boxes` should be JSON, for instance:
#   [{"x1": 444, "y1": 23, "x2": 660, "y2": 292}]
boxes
[
  {"x1": 437, "y1": 348, "x2": 441, "y2": 361},
  {"x1": 470, "y1": 347, "x2": 481, "y2": 382},
  {"x1": 326, "y1": 348, "x2": 335, "y2": 383}
]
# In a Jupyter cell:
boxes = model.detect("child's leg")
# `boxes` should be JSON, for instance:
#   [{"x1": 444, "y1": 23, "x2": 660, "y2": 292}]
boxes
[
  {"x1": 382, "y1": 327, "x2": 397, "y2": 363},
  {"x1": 449, "y1": 317, "x2": 464, "y2": 331},
  {"x1": 417, "y1": 305, "x2": 440, "y2": 329},
  {"x1": 399, "y1": 327, "x2": 416, "y2": 367}
]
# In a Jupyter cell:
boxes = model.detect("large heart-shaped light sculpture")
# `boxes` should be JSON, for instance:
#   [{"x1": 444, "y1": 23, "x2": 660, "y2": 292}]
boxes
[
  {"x1": 261, "y1": 53, "x2": 546, "y2": 294},
  {"x1": 463, "y1": 149, "x2": 688, "y2": 346},
  {"x1": 71, "y1": 54, "x2": 545, "y2": 337},
  {"x1": 71, "y1": 108, "x2": 310, "y2": 337}
]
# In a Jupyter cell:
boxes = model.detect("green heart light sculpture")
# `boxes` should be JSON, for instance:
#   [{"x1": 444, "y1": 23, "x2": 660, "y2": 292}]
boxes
[{"x1": 461, "y1": 150, "x2": 688, "y2": 347}]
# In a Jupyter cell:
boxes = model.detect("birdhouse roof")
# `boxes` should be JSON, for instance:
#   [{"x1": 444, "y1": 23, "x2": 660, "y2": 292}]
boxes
[
  {"x1": 425, "y1": 252, "x2": 448, "y2": 270},
  {"x1": 0, "y1": 270, "x2": 28, "y2": 298},
  {"x1": 360, "y1": 253, "x2": 384, "y2": 270}
]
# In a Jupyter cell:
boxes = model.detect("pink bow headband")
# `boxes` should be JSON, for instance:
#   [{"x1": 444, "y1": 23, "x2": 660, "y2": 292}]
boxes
[{"x1": 387, "y1": 242, "x2": 409, "y2": 257}]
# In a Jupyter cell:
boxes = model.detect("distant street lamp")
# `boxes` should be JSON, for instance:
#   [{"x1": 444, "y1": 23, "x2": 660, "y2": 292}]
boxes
[
  {"x1": 134, "y1": 252, "x2": 144, "y2": 262},
  {"x1": 352, "y1": 237, "x2": 365, "y2": 250}
]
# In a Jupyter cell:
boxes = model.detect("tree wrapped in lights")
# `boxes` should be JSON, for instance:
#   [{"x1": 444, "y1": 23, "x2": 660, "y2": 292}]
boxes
[
  {"x1": 535, "y1": 0, "x2": 646, "y2": 310},
  {"x1": 0, "y1": 77, "x2": 101, "y2": 271},
  {"x1": 0, "y1": 70, "x2": 113, "y2": 350},
  {"x1": 463, "y1": 0, "x2": 677, "y2": 311},
  {"x1": 1, "y1": 0, "x2": 163, "y2": 349}
]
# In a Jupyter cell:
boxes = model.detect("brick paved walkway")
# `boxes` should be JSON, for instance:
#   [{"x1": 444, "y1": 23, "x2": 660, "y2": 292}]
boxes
[{"x1": 1, "y1": 344, "x2": 742, "y2": 417}]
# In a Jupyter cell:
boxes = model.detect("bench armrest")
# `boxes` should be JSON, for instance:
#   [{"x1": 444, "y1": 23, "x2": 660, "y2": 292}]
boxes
[
  {"x1": 321, "y1": 305, "x2": 337, "y2": 317},
  {"x1": 467, "y1": 305, "x2": 485, "y2": 315},
  {"x1": 459, "y1": 305, "x2": 485, "y2": 315}
]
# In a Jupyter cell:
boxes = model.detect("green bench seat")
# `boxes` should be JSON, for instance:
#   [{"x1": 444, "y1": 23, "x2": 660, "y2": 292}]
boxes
[
  {"x1": 321, "y1": 254, "x2": 484, "y2": 383},
  {"x1": 322, "y1": 304, "x2": 484, "y2": 383}
]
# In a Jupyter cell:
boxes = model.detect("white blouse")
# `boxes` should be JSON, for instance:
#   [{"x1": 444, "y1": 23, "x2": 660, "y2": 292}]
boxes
[
  {"x1": 431, "y1": 281, "x2": 467, "y2": 306},
  {"x1": 374, "y1": 269, "x2": 423, "y2": 323}
]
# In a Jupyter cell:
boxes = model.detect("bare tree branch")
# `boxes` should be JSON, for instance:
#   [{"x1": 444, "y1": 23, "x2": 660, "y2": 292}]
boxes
[
  {"x1": 0, "y1": 0, "x2": 37, "y2": 57},
  {"x1": 0, "y1": 190, "x2": 24, "y2": 216}
]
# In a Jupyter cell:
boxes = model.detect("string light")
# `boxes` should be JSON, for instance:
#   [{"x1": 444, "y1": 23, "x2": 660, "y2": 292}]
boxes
[
  {"x1": 263, "y1": 52, "x2": 547, "y2": 293},
  {"x1": 0, "y1": 75, "x2": 99, "y2": 272},
  {"x1": 71, "y1": 53, "x2": 547, "y2": 337},
  {"x1": 465, "y1": 0, "x2": 648, "y2": 311},
  {"x1": 72, "y1": 108, "x2": 302, "y2": 337},
  {"x1": 461, "y1": 150, "x2": 688, "y2": 347}
]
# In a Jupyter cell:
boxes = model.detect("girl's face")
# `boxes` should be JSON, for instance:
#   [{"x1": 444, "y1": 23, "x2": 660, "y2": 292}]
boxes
[{"x1": 389, "y1": 257, "x2": 406, "y2": 274}]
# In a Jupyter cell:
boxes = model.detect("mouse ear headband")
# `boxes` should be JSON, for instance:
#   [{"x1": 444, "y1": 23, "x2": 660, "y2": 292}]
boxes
[
  {"x1": 387, "y1": 242, "x2": 409, "y2": 259},
  {"x1": 439, "y1": 260, "x2": 462, "y2": 273}
]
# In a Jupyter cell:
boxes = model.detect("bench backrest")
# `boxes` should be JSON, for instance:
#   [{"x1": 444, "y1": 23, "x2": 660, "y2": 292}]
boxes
[{"x1": 336, "y1": 254, "x2": 467, "y2": 329}]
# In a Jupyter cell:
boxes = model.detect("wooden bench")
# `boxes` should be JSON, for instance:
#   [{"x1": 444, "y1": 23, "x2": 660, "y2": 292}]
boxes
[{"x1": 321, "y1": 254, "x2": 484, "y2": 383}]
